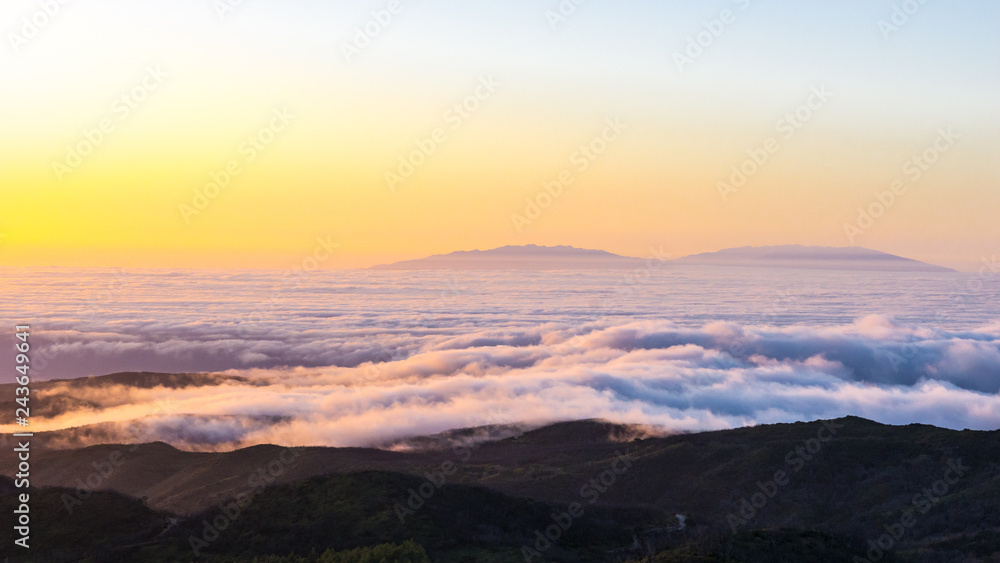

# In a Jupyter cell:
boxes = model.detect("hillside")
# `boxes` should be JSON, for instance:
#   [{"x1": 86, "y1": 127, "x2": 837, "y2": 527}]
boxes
[{"x1": 2, "y1": 417, "x2": 999, "y2": 561}]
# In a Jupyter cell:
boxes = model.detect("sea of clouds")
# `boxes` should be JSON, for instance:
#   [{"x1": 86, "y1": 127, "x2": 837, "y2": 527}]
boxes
[{"x1": 1, "y1": 267, "x2": 998, "y2": 449}]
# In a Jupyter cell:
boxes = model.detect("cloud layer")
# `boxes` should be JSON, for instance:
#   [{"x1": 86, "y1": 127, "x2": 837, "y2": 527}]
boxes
[
  {"x1": 2, "y1": 268, "x2": 999, "y2": 449},
  {"x1": 5, "y1": 316, "x2": 1000, "y2": 450}
]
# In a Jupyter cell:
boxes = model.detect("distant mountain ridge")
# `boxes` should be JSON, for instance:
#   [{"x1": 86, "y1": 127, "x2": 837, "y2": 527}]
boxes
[
  {"x1": 369, "y1": 244, "x2": 955, "y2": 272},
  {"x1": 370, "y1": 244, "x2": 648, "y2": 270},
  {"x1": 674, "y1": 244, "x2": 956, "y2": 272}
]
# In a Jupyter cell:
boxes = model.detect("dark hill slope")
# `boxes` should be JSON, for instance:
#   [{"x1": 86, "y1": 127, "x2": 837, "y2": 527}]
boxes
[{"x1": 3, "y1": 417, "x2": 999, "y2": 561}]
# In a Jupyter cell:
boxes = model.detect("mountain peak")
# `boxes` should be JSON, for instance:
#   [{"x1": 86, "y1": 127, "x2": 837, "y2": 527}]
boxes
[
  {"x1": 369, "y1": 245, "x2": 645, "y2": 270},
  {"x1": 368, "y1": 244, "x2": 953, "y2": 272},
  {"x1": 674, "y1": 245, "x2": 955, "y2": 272}
]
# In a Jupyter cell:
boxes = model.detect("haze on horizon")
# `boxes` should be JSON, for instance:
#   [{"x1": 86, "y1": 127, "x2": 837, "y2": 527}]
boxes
[{"x1": 1, "y1": 0, "x2": 998, "y2": 271}]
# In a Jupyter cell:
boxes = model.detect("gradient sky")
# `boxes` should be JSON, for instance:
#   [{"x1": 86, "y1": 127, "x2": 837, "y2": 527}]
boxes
[{"x1": 1, "y1": 0, "x2": 997, "y2": 270}]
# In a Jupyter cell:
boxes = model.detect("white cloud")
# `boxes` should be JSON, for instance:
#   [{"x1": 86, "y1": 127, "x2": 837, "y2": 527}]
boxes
[{"x1": 6, "y1": 315, "x2": 1000, "y2": 450}]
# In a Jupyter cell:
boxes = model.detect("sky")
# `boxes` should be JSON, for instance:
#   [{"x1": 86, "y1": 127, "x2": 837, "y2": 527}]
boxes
[{"x1": 1, "y1": 0, "x2": 998, "y2": 271}]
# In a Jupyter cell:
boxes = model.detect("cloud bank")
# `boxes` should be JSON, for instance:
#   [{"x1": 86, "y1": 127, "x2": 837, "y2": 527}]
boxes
[{"x1": 6, "y1": 316, "x2": 1000, "y2": 450}]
